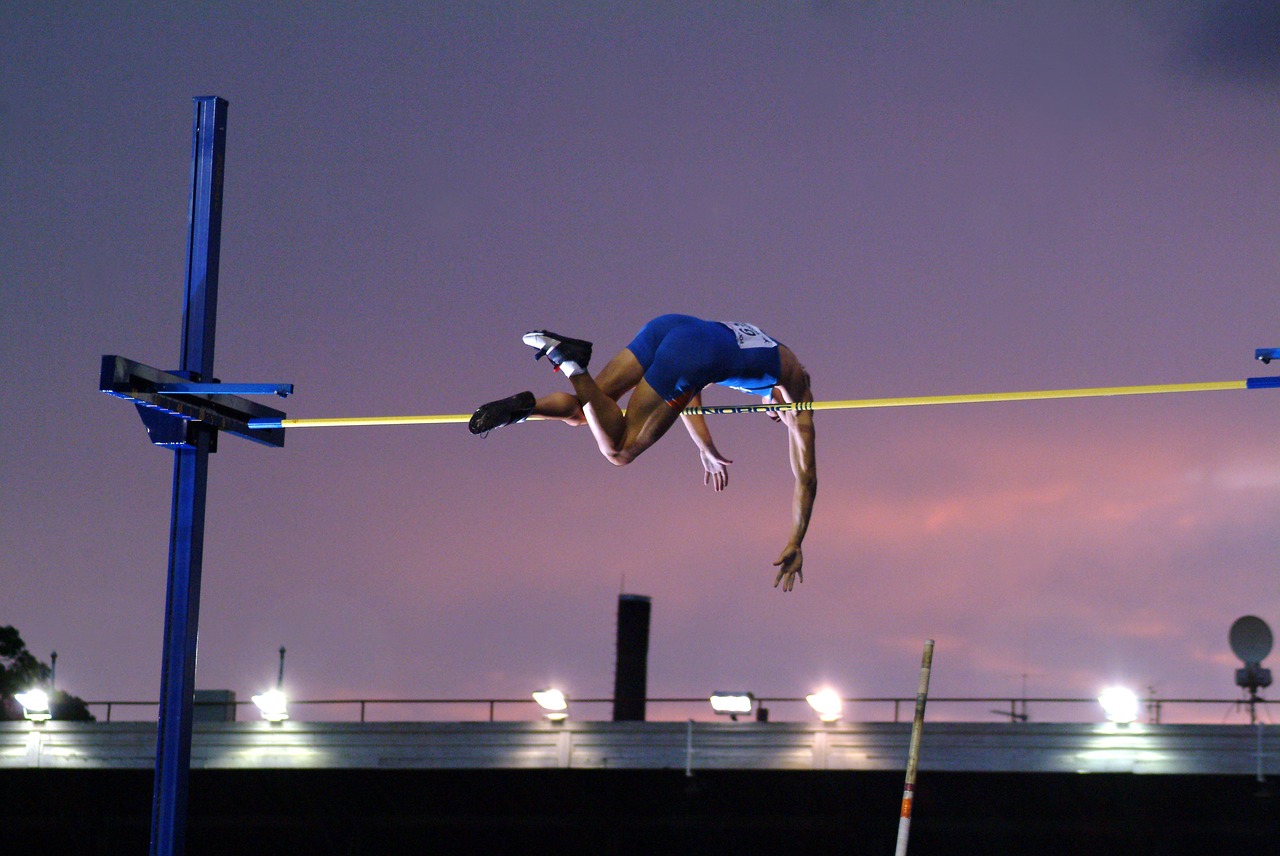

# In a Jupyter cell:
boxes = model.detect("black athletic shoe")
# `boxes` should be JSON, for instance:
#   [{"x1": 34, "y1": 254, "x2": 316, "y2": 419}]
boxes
[
  {"x1": 522, "y1": 330, "x2": 592, "y2": 371},
  {"x1": 469, "y1": 390, "x2": 536, "y2": 435}
]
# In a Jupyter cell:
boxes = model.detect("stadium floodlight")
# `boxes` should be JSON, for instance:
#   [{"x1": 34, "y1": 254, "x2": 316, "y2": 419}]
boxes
[
  {"x1": 15, "y1": 689, "x2": 51, "y2": 723},
  {"x1": 806, "y1": 688, "x2": 843, "y2": 723},
  {"x1": 533, "y1": 688, "x2": 568, "y2": 722},
  {"x1": 709, "y1": 692, "x2": 755, "y2": 720},
  {"x1": 1097, "y1": 686, "x2": 1139, "y2": 725},
  {"x1": 251, "y1": 688, "x2": 289, "y2": 723}
]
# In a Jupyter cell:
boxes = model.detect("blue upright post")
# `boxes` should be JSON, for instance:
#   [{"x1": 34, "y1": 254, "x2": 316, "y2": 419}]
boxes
[{"x1": 150, "y1": 95, "x2": 228, "y2": 856}]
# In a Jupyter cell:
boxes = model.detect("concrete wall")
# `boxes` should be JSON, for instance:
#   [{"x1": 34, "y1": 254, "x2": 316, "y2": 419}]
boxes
[{"x1": 2, "y1": 720, "x2": 1275, "y2": 776}]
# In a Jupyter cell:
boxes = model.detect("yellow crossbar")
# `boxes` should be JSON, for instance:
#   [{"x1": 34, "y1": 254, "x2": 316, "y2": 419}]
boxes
[
  {"x1": 804, "y1": 380, "x2": 1248, "y2": 412},
  {"x1": 250, "y1": 379, "x2": 1251, "y2": 430}
]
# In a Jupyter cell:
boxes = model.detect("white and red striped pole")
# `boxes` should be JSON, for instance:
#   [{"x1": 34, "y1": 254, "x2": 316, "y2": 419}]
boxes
[{"x1": 896, "y1": 639, "x2": 935, "y2": 856}]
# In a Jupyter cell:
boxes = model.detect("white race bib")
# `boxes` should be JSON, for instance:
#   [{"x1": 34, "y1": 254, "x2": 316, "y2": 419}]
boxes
[{"x1": 720, "y1": 321, "x2": 777, "y2": 349}]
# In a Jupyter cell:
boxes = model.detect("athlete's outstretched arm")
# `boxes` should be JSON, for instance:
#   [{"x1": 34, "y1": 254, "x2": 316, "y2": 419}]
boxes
[
  {"x1": 681, "y1": 390, "x2": 733, "y2": 491},
  {"x1": 773, "y1": 387, "x2": 816, "y2": 592}
]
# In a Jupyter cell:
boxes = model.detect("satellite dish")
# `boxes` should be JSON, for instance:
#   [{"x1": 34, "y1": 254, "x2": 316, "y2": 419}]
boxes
[
  {"x1": 1230, "y1": 616, "x2": 1273, "y2": 723},
  {"x1": 1230, "y1": 615, "x2": 1273, "y2": 665}
]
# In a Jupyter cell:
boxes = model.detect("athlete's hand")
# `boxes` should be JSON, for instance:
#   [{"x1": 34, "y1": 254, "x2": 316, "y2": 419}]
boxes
[
  {"x1": 700, "y1": 448, "x2": 733, "y2": 492},
  {"x1": 773, "y1": 544, "x2": 803, "y2": 592}
]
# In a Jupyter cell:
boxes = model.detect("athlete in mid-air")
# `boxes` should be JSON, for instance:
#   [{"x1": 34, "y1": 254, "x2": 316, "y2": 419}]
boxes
[{"x1": 469, "y1": 314, "x2": 816, "y2": 592}]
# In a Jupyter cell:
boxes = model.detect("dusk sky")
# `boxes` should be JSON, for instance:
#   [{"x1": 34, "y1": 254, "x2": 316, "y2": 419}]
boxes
[{"x1": 4, "y1": 3, "x2": 1280, "y2": 723}]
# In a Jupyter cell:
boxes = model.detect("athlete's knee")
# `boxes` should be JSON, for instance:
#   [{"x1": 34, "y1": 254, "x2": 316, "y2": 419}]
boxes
[
  {"x1": 602, "y1": 446, "x2": 640, "y2": 467},
  {"x1": 602, "y1": 450, "x2": 631, "y2": 467}
]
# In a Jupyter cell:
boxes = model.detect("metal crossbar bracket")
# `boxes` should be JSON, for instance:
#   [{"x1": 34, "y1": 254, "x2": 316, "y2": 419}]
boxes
[
  {"x1": 155, "y1": 381, "x2": 292, "y2": 397},
  {"x1": 100, "y1": 355, "x2": 287, "y2": 448}
]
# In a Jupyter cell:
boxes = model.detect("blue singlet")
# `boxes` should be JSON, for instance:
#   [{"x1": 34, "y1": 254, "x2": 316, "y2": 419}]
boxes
[{"x1": 624, "y1": 314, "x2": 783, "y2": 407}]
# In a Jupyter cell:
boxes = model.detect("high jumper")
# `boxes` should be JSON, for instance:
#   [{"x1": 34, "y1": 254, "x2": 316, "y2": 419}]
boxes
[{"x1": 470, "y1": 314, "x2": 817, "y2": 593}]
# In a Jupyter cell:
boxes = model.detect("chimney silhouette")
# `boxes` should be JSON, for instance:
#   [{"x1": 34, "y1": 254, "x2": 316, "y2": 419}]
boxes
[{"x1": 612, "y1": 594, "x2": 651, "y2": 721}]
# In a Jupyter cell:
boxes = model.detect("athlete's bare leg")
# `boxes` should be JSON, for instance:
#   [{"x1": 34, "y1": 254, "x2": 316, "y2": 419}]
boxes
[
  {"x1": 520, "y1": 334, "x2": 684, "y2": 463},
  {"x1": 533, "y1": 349, "x2": 645, "y2": 427},
  {"x1": 532, "y1": 392, "x2": 588, "y2": 423},
  {"x1": 569, "y1": 372, "x2": 683, "y2": 466}
]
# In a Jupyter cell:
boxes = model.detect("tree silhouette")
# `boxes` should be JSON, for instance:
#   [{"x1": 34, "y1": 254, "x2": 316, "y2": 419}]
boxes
[{"x1": 0, "y1": 626, "x2": 94, "y2": 721}]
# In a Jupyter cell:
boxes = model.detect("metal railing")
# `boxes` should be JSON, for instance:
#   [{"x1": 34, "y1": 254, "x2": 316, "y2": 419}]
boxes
[{"x1": 82, "y1": 694, "x2": 1273, "y2": 725}]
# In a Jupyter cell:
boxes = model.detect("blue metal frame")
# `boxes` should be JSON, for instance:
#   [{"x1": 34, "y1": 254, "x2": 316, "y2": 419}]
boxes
[
  {"x1": 148, "y1": 94, "x2": 229, "y2": 856},
  {"x1": 150, "y1": 431, "x2": 211, "y2": 856},
  {"x1": 148, "y1": 93, "x2": 229, "y2": 854},
  {"x1": 127, "y1": 97, "x2": 294, "y2": 856},
  {"x1": 95, "y1": 97, "x2": 293, "y2": 855}
]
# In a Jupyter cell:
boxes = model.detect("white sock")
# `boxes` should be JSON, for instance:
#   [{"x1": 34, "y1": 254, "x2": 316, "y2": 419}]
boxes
[{"x1": 558, "y1": 359, "x2": 586, "y2": 378}]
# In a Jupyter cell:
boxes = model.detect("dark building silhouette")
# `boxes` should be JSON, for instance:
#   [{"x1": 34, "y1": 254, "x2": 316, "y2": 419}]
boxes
[{"x1": 612, "y1": 594, "x2": 651, "y2": 721}]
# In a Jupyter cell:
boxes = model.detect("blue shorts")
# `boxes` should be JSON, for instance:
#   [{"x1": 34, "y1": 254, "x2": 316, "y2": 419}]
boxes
[{"x1": 625, "y1": 314, "x2": 783, "y2": 407}]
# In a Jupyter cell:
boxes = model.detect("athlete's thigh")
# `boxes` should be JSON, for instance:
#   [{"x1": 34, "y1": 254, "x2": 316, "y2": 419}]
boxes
[
  {"x1": 620, "y1": 379, "x2": 685, "y2": 460},
  {"x1": 594, "y1": 349, "x2": 645, "y2": 401}
]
